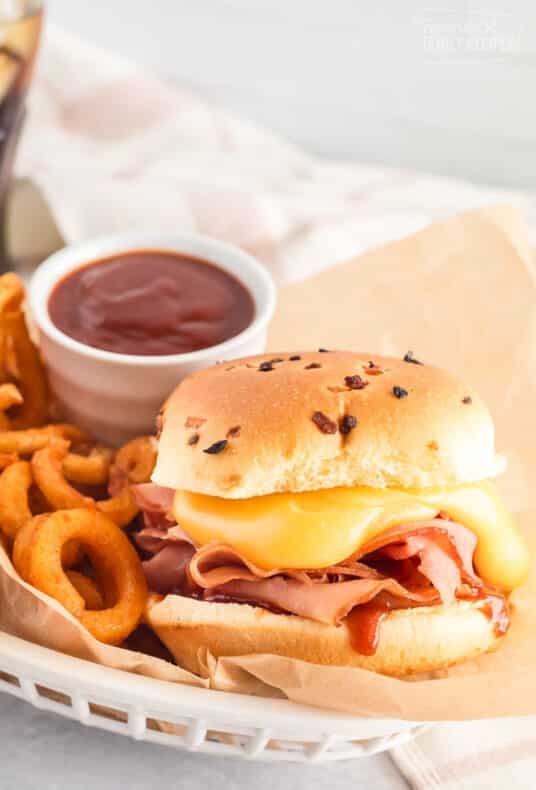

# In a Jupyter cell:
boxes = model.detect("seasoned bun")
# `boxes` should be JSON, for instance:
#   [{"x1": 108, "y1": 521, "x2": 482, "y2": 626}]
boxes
[
  {"x1": 153, "y1": 351, "x2": 503, "y2": 498},
  {"x1": 145, "y1": 594, "x2": 501, "y2": 677}
]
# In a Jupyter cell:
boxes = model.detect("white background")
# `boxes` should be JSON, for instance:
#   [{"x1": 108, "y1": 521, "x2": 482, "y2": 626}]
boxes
[{"x1": 46, "y1": 0, "x2": 536, "y2": 189}]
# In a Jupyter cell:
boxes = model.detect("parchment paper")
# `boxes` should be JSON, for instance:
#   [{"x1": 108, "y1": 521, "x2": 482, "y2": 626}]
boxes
[{"x1": 0, "y1": 205, "x2": 534, "y2": 720}]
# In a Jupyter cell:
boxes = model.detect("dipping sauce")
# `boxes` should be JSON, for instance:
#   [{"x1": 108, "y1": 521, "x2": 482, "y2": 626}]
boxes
[{"x1": 48, "y1": 250, "x2": 255, "y2": 356}]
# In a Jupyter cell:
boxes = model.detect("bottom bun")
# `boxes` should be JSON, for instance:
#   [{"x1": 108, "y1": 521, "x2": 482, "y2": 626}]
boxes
[{"x1": 145, "y1": 594, "x2": 502, "y2": 677}]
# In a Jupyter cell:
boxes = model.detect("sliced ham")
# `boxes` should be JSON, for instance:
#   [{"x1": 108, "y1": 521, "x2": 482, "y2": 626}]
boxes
[
  {"x1": 135, "y1": 524, "x2": 194, "y2": 555},
  {"x1": 135, "y1": 523, "x2": 195, "y2": 595},
  {"x1": 208, "y1": 576, "x2": 438, "y2": 625},
  {"x1": 358, "y1": 519, "x2": 478, "y2": 580},
  {"x1": 187, "y1": 544, "x2": 388, "y2": 589},
  {"x1": 132, "y1": 483, "x2": 177, "y2": 532},
  {"x1": 135, "y1": 510, "x2": 486, "y2": 624},
  {"x1": 356, "y1": 519, "x2": 481, "y2": 606},
  {"x1": 132, "y1": 483, "x2": 175, "y2": 515},
  {"x1": 301, "y1": 562, "x2": 385, "y2": 582},
  {"x1": 379, "y1": 534, "x2": 461, "y2": 604},
  {"x1": 133, "y1": 501, "x2": 510, "y2": 652},
  {"x1": 189, "y1": 543, "x2": 313, "y2": 588},
  {"x1": 135, "y1": 525, "x2": 169, "y2": 555},
  {"x1": 140, "y1": 509, "x2": 173, "y2": 532},
  {"x1": 143, "y1": 543, "x2": 195, "y2": 595}
]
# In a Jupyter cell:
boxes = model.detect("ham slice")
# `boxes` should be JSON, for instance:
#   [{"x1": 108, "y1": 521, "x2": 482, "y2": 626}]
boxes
[
  {"x1": 135, "y1": 522, "x2": 195, "y2": 595},
  {"x1": 132, "y1": 483, "x2": 175, "y2": 515},
  {"x1": 138, "y1": 534, "x2": 390, "y2": 597},
  {"x1": 135, "y1": 507, "x2": 487, "y2": 623},
  {"x1": 133, "y1": 501, "x2": 510, "y2": 652},
  {"x1": 208, "y1": 575, "x2": 438, "y2": 625},
  {"x1": 189, "y1": 543, "x2": 385, "y2": 587},
  {"x1": 189, "y1": 543, "x2": 313, "y2": 588},
  {"x1": 136, "y1": 524, "x2": 194, "y2": 555},
  {"x1": 379, "y1": 535, "x2": 461, "y2": 604},
  {"x1": 143, "y1": 543, "x2": 195, "y2": 595},
  {"x1": 357, "y1": 519, "x2": 478, "y2": 579},
  {"x1": 133, "y1": 482, "x2": 178, "y2": 537},
  {"x1": 356, "y1": 519, "x2": 480, "y2": 605}
]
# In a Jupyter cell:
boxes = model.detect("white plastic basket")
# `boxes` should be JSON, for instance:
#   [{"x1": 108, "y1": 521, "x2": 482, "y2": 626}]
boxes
[{"x1": 0, "y1": 631, "x2": 427, "y2": 762}]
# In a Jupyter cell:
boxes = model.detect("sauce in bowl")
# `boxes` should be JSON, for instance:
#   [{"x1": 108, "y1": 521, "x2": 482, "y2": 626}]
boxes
[{"x1": 48, "y1": 250, "x2": 255, "y2": 356}]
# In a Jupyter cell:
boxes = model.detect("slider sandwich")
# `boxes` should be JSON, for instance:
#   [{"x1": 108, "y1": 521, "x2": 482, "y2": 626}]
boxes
[{"x1": 136, "y1": 351, "x2": 529, "y2": 676}]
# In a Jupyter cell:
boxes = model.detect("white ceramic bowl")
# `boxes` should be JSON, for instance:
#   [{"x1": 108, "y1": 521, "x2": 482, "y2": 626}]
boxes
[{"x1": 29, "y1": 232, "x2": 277, "y2": 445}]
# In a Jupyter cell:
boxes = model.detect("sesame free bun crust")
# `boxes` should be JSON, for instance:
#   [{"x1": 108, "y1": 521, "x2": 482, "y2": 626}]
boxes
[
  {"x1": 146, "y1": 594, "x2": 501, "y2": 677},
  {"x1": 153, "y1": 351, "x2": 501, "y2": 498}
]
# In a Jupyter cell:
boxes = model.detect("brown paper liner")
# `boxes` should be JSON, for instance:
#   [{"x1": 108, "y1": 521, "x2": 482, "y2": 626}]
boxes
[
  {"x1": 206, "y1": 526, "x2": 536, "y2": 720},
  {"x1": 1, "y1": 205, "x2": 534, "y2": 720}
]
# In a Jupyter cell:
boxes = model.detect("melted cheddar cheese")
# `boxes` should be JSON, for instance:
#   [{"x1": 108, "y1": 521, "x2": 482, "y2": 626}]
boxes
[{"x1": 173, "y1": 481, "x2": 529, "y2": 591}]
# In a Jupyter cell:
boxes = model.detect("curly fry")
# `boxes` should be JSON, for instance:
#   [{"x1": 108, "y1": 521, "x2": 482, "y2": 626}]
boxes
[
  {"x1": 13, "y1": 510, "x2": 147, "y2": 644},
  {"x1": 0, "y1": 273, "x2": 24, "y2": 313},
  {"x1": 110, "y1": 437, "x2": 157, "y2": 491},
  {"x1": 63, "y1": 445, "x2": 114, "y2": 486},
  {"x1": 0, "y1": 460, "x2": 86, "y2": 568},
  {"x1": 11, "y1": 513, "x2": 46, "y2": 578},
  {"x1": 0, "y1": 310, "x2": 49, "y2": 428},
  {"x1": 62, "y1": 541, "x2": 84, "y2": 569},
  {"x1": 1, "y1": 329, "x2": 19, "y2": 379},
  {"x1": 66, "y1": 570, "x2": 104, "y2": 610},
  {"x1": 33, "y1": 441, "x2": 139, "y2": 528},
  {"x1": 97, "y1": 486, "x2": 139, "y2": 528},
  {"x1": 0, "y1": 424, "x2": 88, "y2": 455},
  {"x1": 17, "y1": 518, "x2": 85, "y2": 575},
  {"x1": 0, "y1": 452, "x2": 18, "y2": 469},
  {"x1": 31, "y1": 442, "x2": 94, "y2": 510},
  {"x1": 0, "y1": 460, "x2": 32, "y2": 539},
  {"x1": 0, "y1": 382, "x2": 22, "y2": 411},
  {"x1": 0, "y1": 383, "x2": 22, "y2": 430}
]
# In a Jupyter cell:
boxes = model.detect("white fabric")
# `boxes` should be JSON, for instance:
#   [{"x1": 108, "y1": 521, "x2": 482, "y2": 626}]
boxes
[
  {"x1": 392, "y1": 718, "x2": 536, "y2": 790},
  {"x1": 16, "y1": 25, "x2": 536, "y2": 285}
]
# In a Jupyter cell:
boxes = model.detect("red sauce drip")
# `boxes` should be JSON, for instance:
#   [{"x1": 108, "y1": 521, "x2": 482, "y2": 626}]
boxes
[
  {"x1": 48, "y1": 250, "x2": 255, "y2": 356},
  {"x1": 345, "y1": 590, "x2": 510, "y2": 656},
  {"x1": 345, "y1": 600, "x2": 392, "y2": 656}
]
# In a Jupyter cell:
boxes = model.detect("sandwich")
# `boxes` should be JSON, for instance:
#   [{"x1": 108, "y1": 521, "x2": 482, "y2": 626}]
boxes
[{"x1": 136, "y1": 351, "x2": 529, "y2": 676}]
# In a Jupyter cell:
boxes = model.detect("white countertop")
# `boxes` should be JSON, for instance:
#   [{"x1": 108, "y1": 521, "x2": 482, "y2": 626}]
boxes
[{"x1": 0, "y1": 696, "x2": 408, "y2": 789}]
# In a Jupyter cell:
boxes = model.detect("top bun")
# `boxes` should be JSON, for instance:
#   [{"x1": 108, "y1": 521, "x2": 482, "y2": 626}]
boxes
[{"x1": 153, "y1": 351, "x2": 503, "y2": 498}]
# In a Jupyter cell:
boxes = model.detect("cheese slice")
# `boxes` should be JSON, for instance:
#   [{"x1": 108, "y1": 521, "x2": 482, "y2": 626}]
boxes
[{"x1": 173, "y1": 481, "x2": 529, "y2": 591}]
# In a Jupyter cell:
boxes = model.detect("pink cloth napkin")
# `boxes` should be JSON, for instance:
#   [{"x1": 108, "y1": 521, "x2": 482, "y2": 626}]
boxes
[
  {"x1": 16, "y1": 25, "x2": 536, "y2": 285},
  {"x1": 15, "y1": 23, "x2": 536, "y2": 789},
  {"x1": 392, "y1": 718, "x2": 536, "y2": 789}
]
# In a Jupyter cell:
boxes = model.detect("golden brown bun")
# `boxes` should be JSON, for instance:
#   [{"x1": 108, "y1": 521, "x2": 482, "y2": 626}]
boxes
[
  {"x1": 153, "y1": 351, "x2": 502, "y2": 497},
  {"x1": 145, "y1": 594, "x2": 501, "y2": 677}
]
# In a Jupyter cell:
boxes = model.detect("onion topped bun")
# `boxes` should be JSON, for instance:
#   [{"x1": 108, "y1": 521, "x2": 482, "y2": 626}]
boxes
[
  {"x1": 141, "y1": 351, "x2": 528, "y2": 677},
  {"x1": 153, "y1": 351, "x2": 504, "y2": 497}
]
